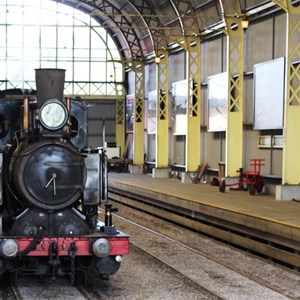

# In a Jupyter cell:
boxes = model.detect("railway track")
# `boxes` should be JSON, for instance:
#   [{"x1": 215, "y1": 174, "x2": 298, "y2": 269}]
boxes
[
  {"x1": 0, "y1": 195, "x2": 297, "y2": 299},
  {"x1": 131, "y1": 243, "x2": 223, "y2": 300},
  {"x1": 108, "y1": 185, "x2": 300, "y2": 273},
  {"x1": 0, "y1": 240, "x2": 225, "y2": 300},
  {"x1": 0, "y1": 277, "x2": 97, "y2": 300},
  {"x1": 107, "y1": 195, "x2": 300, "y2": 299},
  {"x1": 0, "y1": 285, "x2": 22, "y2": 300}
]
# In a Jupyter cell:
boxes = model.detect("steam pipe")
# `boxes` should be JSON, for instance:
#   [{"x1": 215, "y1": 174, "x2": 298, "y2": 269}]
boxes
[
  {"x1": 23, "y1": 97, "x2": 30, "y2": 134},
  {"x1": 65, "y1": 97, "x2": 71, "y2": 114},
  {"x1": 65, "y1": 97, "x2": 72, "y2": 133}
]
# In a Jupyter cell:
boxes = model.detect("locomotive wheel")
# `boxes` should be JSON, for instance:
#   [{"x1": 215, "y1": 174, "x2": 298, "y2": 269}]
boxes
[
  {"x1": 249, "y1": 184, "x2": 256, "y2": 195},
  {"x1": 219, "y1": 179, "x2": 226, "y2": 193}
]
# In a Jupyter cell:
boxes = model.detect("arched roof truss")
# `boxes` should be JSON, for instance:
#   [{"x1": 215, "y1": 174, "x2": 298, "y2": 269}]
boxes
[{"x1": 54, "y1": 0, "x2": 280, "y2": 62}]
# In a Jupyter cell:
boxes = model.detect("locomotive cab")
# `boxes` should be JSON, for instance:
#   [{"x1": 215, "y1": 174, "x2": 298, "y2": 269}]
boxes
[{"x1": 0, "y1": 69, "x2": 129, "y2": 284}]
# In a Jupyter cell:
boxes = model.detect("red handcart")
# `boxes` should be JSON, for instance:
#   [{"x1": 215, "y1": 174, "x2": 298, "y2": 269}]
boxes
[{"x1": 219, "y1": 159, "x2": 265, "y2": 195}]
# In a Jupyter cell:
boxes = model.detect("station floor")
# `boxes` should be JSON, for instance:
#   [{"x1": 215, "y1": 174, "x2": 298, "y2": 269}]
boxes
[{"x1": 108, "y1": 172, "x2": 300, "y2": 230}]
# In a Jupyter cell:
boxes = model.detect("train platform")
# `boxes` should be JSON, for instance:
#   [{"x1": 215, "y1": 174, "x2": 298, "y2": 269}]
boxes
[{"x1": 108, "y1": 172, "x2": 300, "y2": 270}]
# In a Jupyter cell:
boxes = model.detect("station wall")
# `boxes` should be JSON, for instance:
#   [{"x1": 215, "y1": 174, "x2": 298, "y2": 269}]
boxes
[{"x1": 127, "y1": 10, "x2": 288, "y2": 184}]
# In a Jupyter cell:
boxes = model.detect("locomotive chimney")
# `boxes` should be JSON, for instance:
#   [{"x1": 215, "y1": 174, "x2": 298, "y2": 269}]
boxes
[{"x1": 35, "y1": 68, "x2": 65, "y2": 107}]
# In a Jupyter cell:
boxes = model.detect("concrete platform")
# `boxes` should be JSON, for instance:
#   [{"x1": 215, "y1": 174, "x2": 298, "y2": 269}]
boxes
[
  {"x1": 108, "y1": 173, "x2": 300, "y2": 248},
  {"x1": 109, "y1": 173, "x2": 300, "y2": 225}
]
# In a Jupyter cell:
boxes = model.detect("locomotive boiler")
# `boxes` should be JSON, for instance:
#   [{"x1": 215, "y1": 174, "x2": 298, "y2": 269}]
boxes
[{"x1": 0, "y1": 69, "x2": 129, "y2": 284}]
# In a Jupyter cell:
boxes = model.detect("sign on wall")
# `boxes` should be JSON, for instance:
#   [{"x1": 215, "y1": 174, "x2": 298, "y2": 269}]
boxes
[
  {"x1": 207, "y1": 72, "x2": 228, "y2": 132},
  {"x1": 147, "y1": 90, "x2": 157, "y2": 134},
  {"x1": 253, "y1": 57, "x2": 285, "y2": 130},
  {"x1": 171, "y1": 80, "x2": 188, "y2": 135},
  {"x1": 126, "y1": 94, "x2": 134, "y2": 133}
]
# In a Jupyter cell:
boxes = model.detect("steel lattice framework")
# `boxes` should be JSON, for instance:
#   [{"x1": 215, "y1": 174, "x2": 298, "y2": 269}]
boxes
[
  {"x1": 52, "y1": 1, "x2": 279, "y2": 63},
  {"x1": 55, "y1": 0, "x2": 219, "y2": 61},
  {"x1": 271, "y1": 0, "x2": 300, "y2": 184},
  {"x1": 49, "y1": 0, "x2": 283, "y2": 171}
]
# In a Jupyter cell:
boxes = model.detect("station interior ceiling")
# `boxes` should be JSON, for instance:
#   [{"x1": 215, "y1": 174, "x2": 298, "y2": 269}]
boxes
[
  {"x1": 58, "y1": 0, "x2": 280, "y2": 62},
  {"x1": 5, "y1": 0, "x2": 300, "y2": 198}
]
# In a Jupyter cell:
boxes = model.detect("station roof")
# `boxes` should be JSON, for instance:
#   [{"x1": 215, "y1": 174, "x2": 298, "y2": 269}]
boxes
[{"x1": 56, "y1": 0, "x2": 280, "y2": 62}]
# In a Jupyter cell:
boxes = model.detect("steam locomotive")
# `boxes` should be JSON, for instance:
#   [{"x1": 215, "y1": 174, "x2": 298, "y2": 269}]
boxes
[{"x1": 0, "y1": 69, "x2": 129, "y2": 284}]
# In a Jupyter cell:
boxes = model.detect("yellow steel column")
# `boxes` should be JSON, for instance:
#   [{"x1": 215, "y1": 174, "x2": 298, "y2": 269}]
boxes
[
  {"x1": 132, "y1": 62, "x2": 145, "y2": 165},
  {"x1": 272, "y1": 1, "x2": 300, "y2": 184},
  {"x1": 115, "y1": 100, "x2": 125, "y2": 158},
  {"x1": 156, "y1": 51, "x2": 169, "y2": 168},
  {"x1": 223, "y1": 18, "x2": 244, "y2": 177},
  {"x1": 185, "y1": 37, "x2": 201, "y2": 172}
]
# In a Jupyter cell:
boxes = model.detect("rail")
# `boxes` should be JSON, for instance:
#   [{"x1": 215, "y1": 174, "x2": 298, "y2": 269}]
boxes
[{"x1": 108, "y1": 186, "x2": 300, "y2": 274}]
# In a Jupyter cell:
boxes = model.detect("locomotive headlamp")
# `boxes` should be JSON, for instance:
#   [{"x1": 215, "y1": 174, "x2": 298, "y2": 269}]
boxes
[
  {"x1": 92, "y1": 238, "x2": 112, "y2": 257},
  {"x1": 39, "y1": 99, "x2": 68, "y2": 131},
  {"x1": 0, "y1": 239, "x2": 19, "y2": 258}
]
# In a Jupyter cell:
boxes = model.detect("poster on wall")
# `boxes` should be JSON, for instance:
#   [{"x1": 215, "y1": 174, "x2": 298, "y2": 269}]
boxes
[
  {"x1": 253, "y1": 57, "x2": 285, "y2": 130},
  {"x1": 207, "y1": 72, "x2": 228, "y2": 132},
  {"x1": 126, "y1": 94, "x2": 134, "y2": 133},
  {"x1": 147, "y1": 90, "x2": 157, "y2": 134},
  {"x1": 171, "y1": 80, "x2": 187, "y2": 135}
]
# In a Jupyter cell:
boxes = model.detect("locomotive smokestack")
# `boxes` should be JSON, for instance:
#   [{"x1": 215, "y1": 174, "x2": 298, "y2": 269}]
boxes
[{"x1": 35, "y1": 68, "x2": 65, "y2": 107}]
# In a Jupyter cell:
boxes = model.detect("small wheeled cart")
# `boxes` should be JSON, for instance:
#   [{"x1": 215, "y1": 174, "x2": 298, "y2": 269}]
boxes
[{"x1": 219, "y1": 158, "x2": 265, "y2": 195}]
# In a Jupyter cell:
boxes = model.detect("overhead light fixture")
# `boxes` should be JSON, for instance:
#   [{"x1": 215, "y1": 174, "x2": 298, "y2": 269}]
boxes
[
  {"x1": 241, "y1": 17, "x2": 249, "y2": 30},
  {"x1": 154, "y1": 56, "x2": 161, "y2": 64}
]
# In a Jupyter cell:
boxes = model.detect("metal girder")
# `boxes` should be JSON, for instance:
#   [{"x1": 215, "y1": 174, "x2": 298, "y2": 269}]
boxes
[
  {"x1": 155, "y1": 51, "x2": 169, "y2": 168},
  {"x1": 185, "y1": 37, "x2": 201, "y2": 172},
  {"x1": 132, "y1": 61, "x2": 145, "y2": 165},
  {"x1": 59, "y1": 0, "x2": 144, "y2": 59},
  {"x1": 170, "y1": 0, "x2": 199, "y2": 36},
  {"x1": 220, "y1": 0, "x2": 244, "y2": 177},
  {"x1": 116, "y1": 100, "x2": 126, "y2": 158},
  {"x1": 271, "y1": 0, "x2": 291, "y2": 12},
  {"x1": 127, "y1": 0, "x2": 168, "y2": 55},
  {"x1": 272, "y1": 1, "x2": 300, "y2": 184},
  {"x1": 127, "y1": 0, "x2": 201, "y2": 57},
  {"x1": 127, "y1": 0, "x2": 201, "y2": 55},
  {"x1": 219, "y1": 0, "x2": 241, "y2": 16},
  {"x1": 56, "y1": 0, "x2": 204, "y2": 61},
  {"x1": 167, "y1": 0, "x2": 201, "y2": 52}
]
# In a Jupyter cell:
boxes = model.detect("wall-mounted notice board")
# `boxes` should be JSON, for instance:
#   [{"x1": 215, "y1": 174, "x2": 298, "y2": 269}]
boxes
[
  {"x1": 207, "y1": 72, "x2": 228, "y2": 132},
  {"x1": 253, "y1": 57, "x2": 285, "y2": 130}
]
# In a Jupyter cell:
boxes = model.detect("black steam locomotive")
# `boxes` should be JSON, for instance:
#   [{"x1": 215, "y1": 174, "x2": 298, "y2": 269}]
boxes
[{"x1": 0, "y1": 69, "x2": 129, "y2": 284}]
